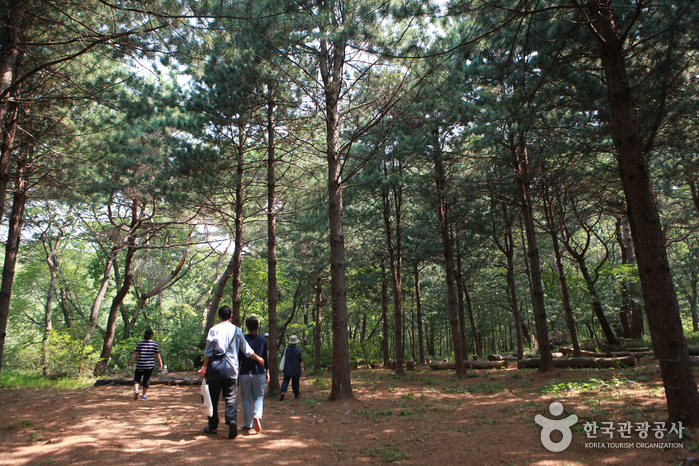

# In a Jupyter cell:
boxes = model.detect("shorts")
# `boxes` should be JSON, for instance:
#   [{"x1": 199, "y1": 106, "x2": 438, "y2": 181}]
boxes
[{"x1": 134, "y1": 368, "x2": 154, "y2": 388}]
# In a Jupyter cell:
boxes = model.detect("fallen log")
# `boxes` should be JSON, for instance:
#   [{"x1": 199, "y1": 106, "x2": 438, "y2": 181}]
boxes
[
  {"x1": 689, "y1": 346, "x2": 699, "y2": 356},
  {"x1": 559, "y1": 347, "x2": 610, "y2": 357},
  {"x1": 517, "y1": 355, "x2": 637, "y2": 369},
  {"x1": 94, "y1": 378, "x2": 201, "y2": 386},
  {"x1": 430, "y1": 360, "x2": 508, "y2": 370}
]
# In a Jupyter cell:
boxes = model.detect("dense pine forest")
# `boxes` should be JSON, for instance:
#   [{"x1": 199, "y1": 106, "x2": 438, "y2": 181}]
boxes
[{"x1": 1, "y1": 0, "x2": 698, "y2": 426}]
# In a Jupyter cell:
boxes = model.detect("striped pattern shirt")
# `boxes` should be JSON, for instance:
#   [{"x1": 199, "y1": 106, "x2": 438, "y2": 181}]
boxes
[{"x1": 134, "y1": 339, "x2": 160, "y2": 371}]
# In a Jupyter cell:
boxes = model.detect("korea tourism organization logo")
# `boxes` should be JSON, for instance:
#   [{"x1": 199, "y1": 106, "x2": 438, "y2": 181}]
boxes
[
  {"x1": 535, "y1": 401, "x2": 578, "y2": 452},
  {"x1": 534, "y1": 401, "x2": 684, "y2": 452}
]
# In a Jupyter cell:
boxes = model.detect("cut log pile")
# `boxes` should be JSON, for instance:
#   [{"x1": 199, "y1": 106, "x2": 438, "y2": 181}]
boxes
[
  {"x1": 517, "y1": 354, "x2": 637, "y2": 369},
  {"x1": 429, "y1": 360, "x2": 508, "y2": 370},
  {"x1": 94, "y1": 378, "x2": 201, "y2": 386}
]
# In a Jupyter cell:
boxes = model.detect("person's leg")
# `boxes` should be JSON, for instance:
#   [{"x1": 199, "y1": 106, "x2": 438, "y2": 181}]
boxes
[
  {"x1": 252, "y1": 373, "x2": 265, "y2": 419},
  {"x1": 280, "y1": 375, "x2": 291, "y2": 400},
  {"x1": 207, "y1": 378, "x2": 223, "y2": 431},
  {"x1": 252, "y1": 373, "x2": 265, "y2": 432},
  {"x1": 239, "y1": 374, "x2": 253, "y2": 429},
  {"x1": 133, "y1": 370, "x2": 143, "y2": 399},
  {"x1": 222, "y1": 378, "x2": 238, "y2": 439},
  {"x1": 141, "y1": 368, "x2": 153, "y2": 399},
  {"x1": 292, "y1": 374, "x2": 300, "y2": 398}
]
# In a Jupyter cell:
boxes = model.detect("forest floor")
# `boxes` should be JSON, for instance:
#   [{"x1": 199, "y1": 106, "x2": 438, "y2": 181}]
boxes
[{"x1": 1, "y1": 359, "x2": 697, "y2": 466}]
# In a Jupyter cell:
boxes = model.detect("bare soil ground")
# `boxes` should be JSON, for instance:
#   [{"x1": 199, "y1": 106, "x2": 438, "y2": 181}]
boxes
[{"x1": 1, "y1": 360, "x2": 696, "y2": 465}]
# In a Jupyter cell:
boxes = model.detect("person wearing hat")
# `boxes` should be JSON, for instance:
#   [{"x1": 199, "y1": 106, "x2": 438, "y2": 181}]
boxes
[{"x1": 279, "y1": 335, "x2": 304, "y2": 401}]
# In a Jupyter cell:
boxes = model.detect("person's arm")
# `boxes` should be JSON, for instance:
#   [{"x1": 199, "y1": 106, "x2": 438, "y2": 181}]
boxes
[
  {"x1": 157, "y1": 352, "x2": 163, "y2": 368},
  {"x1": 129, "y1": 351, "x2": 138, "y2": 367},
  {"x1": 198, "y1": 356, "x2": 211, "y2": 380},
  {"x1": 300, "y1": 361, "x2": 305, "y2": 375}
]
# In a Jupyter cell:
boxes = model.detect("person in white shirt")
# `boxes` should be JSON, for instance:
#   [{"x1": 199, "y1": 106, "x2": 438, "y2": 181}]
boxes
[{"x1": 198, "y1": 306, "x2": 264, "y2": 439}]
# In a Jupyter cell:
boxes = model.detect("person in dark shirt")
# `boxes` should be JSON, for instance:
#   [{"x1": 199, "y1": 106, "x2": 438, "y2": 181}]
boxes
[
  {"x1": 128, "y1": 328, "x2": 163, "y2": 401},
  {"x1": 279, "y1": 335, "x2": 304, "y2": 401},
  {"x1": 238, "y1": 316, "x2": 269, "y2": 434}
]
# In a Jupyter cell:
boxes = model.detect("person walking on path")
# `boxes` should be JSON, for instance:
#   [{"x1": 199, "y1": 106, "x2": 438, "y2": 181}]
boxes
[
  {"x1": 198, "y1": 306, "x2": 265, "y2": 439},
  {"x1": 128, "y1": 328, "x2": 163, "y2": 401},
  {"x1": 238, "y1": 316, "x2": 269, "y2": 435},
  {"x1": 279, "y1": 335, "x2": 304, "y2": 401}
]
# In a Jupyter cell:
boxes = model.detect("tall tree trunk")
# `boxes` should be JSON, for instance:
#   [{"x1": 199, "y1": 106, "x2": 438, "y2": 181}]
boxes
[
  {"x1": 0, "y1": 0, "x2": 25, "y2": 226},
  {"x1": 454, "y1": 244, "x2": 469, "y2": 355},
  {"x1": 85, "y1": 247, "x2": 117, "y2": 342},
  {"x1": 542, "y1": 184, "x2": 580, "y2": 356},
  {"x1": 314, "y1": 276, "x2": 324, "y2": 371},
  {"x1": 230, "y1": 143, "x2": 245, "y2": 327},
  {"x1": 414, "y1": 263, "x2": 425, "y2": 365},
  {"x1": 266, "y1": 91, "x2": 280, "y2": 392},
  {"x1": 585, "y1": 0, "x2": 699, "y2": 425},
  {"x1": 381, "y1": 259, "x2": 390, "y2": 366},
  {"x1": 0, "y1": 151, "x2": 28, "y2": 375},
  {"x1": 382, "y1": 186, "x2": 403, "y2": 374},
  {"x1": 512, "y1": 137, "x2": 553, "y2": 372},
  {"x1": 618, "y1": 215, "x2": 644, "y2": 338},
  {"x1": 59, "y1": 288, "x2": 72, "y2": 329},
  {"x1": 433, "y1": 151, "x2": 464, "y2": 377},
  {"x1": 463, "y1": 283, "x2": 480, "y2": 356},
  {"x1": 42, "y1": 243, "x2": 60, "y2": 378},
  {"x1": 320, "y1": 34, "x2": 353, "y2": 400}
]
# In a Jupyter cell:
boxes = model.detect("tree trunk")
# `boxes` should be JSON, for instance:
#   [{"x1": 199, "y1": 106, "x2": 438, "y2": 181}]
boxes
[
  {"x1": 230, "y1": 142, "x2": 245, "y2": 327},
  {"x1": 382, "y1": 185, "x2": 403, "y2": 374},
  {"x1": 85, "y1": 249, "x2": 117, "y2": 342},
  {"x1": 433, "y1": 151, "x2": 465, "y2": 377},
  {"x1": 320, "y1": 33, "x2": 353, "y2": 400},
  {"x1": 0, "y1": 151, "x2": 28, "y2": 375},
  {"x1": 513, "y1": 137, "x2": 553, "y2": 372},
  {"x1": 455, "y1": 242, "x2": 469, "y2": 356},
  {"x1": 42, "y1": 245, "x2": 59, "y2": 378},
  {"x1": 0, "y1": 1, "x2": 25, "y2": 226},
  {"x1": 585, "y1": 0, "x2": 699, "y2": 425},
  {"x1": 619, "y1": 215, "x2": 644, "y2": 338},
  {"x1": 381, "y1": 259, "x2": 390, "y2": 366},
  {"x1": 415, "y1": 263, "x2": 425, "y2": 365},
  {"x1": 266, "y1": 91, "x2": 280, "y2": 393},
  {"x1": 517, "y1": 355, "x2": 637, "y2": 369},
  {"x1": 573, "y1": 254, "x2": 619, "y2": 345},
  {"x1": 94, "y1": 199, "x2": 139, "y2": 376},
  {"x1": 463, "y1": 283, "x2": 481, "y2": 356},
  {"x1": 542, "y1": 184, "x2": 581, "y2": 357},
  {"x1": 314, "y1": 276, "x2": 324, "y2": 371}
]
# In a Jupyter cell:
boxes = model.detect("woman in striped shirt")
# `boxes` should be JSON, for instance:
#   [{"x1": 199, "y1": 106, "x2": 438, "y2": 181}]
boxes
[{"x1": 128, "y1": 328, "x2": 163, "y2": 401}]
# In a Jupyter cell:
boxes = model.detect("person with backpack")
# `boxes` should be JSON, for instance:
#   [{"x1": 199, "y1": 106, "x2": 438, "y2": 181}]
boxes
[
  {"x1": 279, "y1": 335, "x2": 304, "y2": 401},
  {"x1": 198, "y1": 306, "x2": 264, "y2": 439}
]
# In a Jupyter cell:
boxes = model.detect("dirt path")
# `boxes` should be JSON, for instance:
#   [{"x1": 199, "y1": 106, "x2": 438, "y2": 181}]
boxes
[{"x1": 0, "y1": 363, "x2": 695, "y2": 465}]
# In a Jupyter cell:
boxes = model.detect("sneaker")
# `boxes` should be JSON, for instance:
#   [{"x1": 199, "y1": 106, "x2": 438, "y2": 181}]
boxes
[
  {"x1": 141, "y1": 395, "x2": 147, "y2": 401},
  {"x1": 294, "y1": 394, "x2": 301, "y2": 399},
  {"x1": 253, "y1": 417, "x2": 261, "y2": 433},
  {"x1": 228, "y1": 423, "x2": 238, "y2": 439},
  {"x1": 133, "y1": 391, "x2": 139, "y2": 400},
  {"x1": 279, "y1": 393, "x2": 285, "y2": 401},
  {"x1": 203, "y1": 425, "x2": 217, "y2": 434}
]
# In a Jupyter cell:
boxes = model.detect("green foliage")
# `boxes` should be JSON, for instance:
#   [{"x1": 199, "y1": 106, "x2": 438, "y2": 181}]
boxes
[
  {"x1": 540, "y1": 377, "x2": 637, "y2": 396},
  {"x1": 45, "y1": 331, "x2": 98, "y2": 378},
  {"x1": 0, "y1": 372, "x2": 93, "y2": 390},
  {"x1": 161, "y1": 304, "x2": 203, "y2": 371}
]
